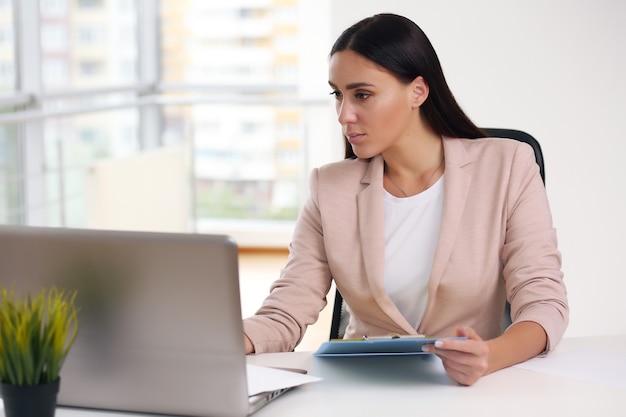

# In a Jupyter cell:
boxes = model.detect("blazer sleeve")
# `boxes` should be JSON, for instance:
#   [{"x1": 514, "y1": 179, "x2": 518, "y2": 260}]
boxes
[
  {"x1": 242, "y1": 168, "x2": 333, "y2": 354},
  {"x1": 502, "y1": 143, "x2": 569, "y2": 352}
]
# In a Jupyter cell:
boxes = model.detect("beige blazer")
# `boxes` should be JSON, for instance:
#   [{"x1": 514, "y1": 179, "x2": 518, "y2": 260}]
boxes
[{"x1": 244, "y1": 137, "x2": 569, "y2": 354}]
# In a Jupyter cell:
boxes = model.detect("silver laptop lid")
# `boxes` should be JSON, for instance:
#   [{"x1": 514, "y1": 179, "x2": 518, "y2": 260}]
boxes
[{"x1": 0, "y1": 226, "x2": 249, "y2": 417}]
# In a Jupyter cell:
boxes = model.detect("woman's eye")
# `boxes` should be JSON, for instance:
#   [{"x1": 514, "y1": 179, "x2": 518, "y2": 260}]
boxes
[
  {"x1": 355, "y1": 92, "x2": 371, "y2": 100},
  {"x1": 329, "y1": 90, "x2": 342, "y2": 99}
]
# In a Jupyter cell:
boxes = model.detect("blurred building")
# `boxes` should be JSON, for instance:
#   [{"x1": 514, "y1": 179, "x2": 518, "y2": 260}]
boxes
[
  {"x1": 161, "y1": 0, "x2": 304, "y2": 222},
  {"x1": 0, "y1": 0, "x2": 331, "y2": 244}
]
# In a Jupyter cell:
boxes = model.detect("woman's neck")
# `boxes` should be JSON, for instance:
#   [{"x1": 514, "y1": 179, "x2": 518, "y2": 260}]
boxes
[
  {"x1": 381, "y1": 131, "x2": 445, "y2": 198},
  {"x1": 383, "y1": 131, "x2": 443, "y2": 178}
]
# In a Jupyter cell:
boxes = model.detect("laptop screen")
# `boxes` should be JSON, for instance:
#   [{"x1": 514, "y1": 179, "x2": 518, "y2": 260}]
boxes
[{"x1": 0, "y1": 226, "x2": 250, "y2": 417}]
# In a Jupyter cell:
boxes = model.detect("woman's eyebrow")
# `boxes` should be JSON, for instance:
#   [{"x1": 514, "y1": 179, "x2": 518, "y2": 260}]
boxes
[{"x1": 328, "y1": 81, "x2": 375, "y2": 90}]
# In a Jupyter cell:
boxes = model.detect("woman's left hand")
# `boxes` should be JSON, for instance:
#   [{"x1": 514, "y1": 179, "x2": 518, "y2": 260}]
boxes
[{"x1": 422, "y1": 326, "x2": 490, "y2": 386}]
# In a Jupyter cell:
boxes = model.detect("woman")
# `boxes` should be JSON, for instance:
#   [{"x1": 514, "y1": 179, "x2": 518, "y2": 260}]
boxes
[{"x1": 243, "y1": 13, "x2": 568, "y2": 386}]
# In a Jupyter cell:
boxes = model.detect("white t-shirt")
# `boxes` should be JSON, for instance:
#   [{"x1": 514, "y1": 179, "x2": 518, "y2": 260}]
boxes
[{"x1": 383, "y1": 176, "x2": 444, "y2": 329}]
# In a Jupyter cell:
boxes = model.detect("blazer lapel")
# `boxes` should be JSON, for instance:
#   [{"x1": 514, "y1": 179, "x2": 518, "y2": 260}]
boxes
[
  {"x1": 357, "y1": 155, "x2": 421, "y2": 334},
  {"x1": 421, "y1": 138, "x2": 473, "y2": 327},
  {"x1": 357, "y1": 155, "x2": 386, "y2": 295}
]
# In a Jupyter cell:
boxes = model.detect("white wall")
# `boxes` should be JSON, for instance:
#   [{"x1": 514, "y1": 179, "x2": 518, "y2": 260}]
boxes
[{"x1": 329, "y1": 1, "x2": 626, "y2": 338}]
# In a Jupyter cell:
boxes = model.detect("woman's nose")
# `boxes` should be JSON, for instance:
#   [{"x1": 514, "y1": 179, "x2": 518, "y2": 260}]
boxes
[{"x1": 337, "y1": 100, "x2": 357, "y2": 124}]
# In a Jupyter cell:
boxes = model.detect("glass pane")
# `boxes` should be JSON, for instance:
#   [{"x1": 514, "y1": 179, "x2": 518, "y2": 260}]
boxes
[
  {"x1": 0, "y1": 0, "x2": 15, "y2": 92},
  {"x1": 161, "y1": 2, "x2": 299, "y2": 85},
  {"x1": 0, "y1": 122, "x2": 21, "y2": 223},
  {"x1": 161, "y1": 101, "x2": 308, "y2": 229},
  {"x1": 43, "y1": 109, "x2": 141, "y2": 228},
  {"x1": 159, "y1": 1, "x2": 304, "y2": 226},
  {"x1": 192, "y1": 104, "x2": 303, "y2": 220},
  {"x1": 40, "y1": 0, "x2": 138, "y2": 90}
]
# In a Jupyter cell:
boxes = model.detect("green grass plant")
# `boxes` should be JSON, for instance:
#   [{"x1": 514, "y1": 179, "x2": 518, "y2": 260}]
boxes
[{"x1": 0, "y1": 287, "x2": 78, "y2": 386}]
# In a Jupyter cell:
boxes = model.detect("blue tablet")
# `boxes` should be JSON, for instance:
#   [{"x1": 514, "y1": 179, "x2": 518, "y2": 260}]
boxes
[{"x1": 314, "y1": 336, "x2": 467, "y2": 357}]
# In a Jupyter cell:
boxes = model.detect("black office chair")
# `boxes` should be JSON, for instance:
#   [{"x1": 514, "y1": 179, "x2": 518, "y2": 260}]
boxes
[{"x1": 329, "y1": 128, "x2": 546, "y2": 340}]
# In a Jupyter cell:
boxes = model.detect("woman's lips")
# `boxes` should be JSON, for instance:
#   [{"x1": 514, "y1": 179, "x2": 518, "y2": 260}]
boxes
[{"x1": 345, "y1": 133, "x2": 365, "y2": 145}]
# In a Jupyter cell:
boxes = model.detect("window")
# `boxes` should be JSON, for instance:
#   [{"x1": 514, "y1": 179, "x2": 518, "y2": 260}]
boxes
[
  {"x1": 40, "y1": 1, "x2": 138, "y2": 89},
  {"x1": 78, "y1": 0, "x2": 104, "y2": 9},
  {"x1": 0, "y1": 0, "x2": 333, "y2": 248},
  {"x1": 118, "y1": 0, "x2": 133, "y2": 12},
  {"x1": 0, "y1": 63, "x2": 13, "y2": 87},
  {"x1": 77, "y1": 26, "x2": 105, "y2": 44},
  {"x1": 79, "y1": 60, "x2": 105, "y2": 76},
  {"x1": 41, "y1": 24, "x2": 68, "y2": 51},
  {"x1": 119, "y1": 60, "x2": 136, "y2": 80},
  {"x1": 0, "y1": 26, "x2": 12, "y2": 45},
  {"x1": 0, "y1": 125, "x2": 20, "y2": 225},
  {"x1": 42, "y1": 109, "x2": 141, "y2": 227},
  {"x1": 155, "y1": 0, "x2": 334, "y2": 241},
  {"x1": 41, "y1": 0, "x2": 67, "y2": 16},
  {"x1": 0, "y1": 0, "x2": 14, "y2": 92},
  {"x1": 275, "y1": 34, "x2": 298, "y2": 54},
  {"x1": 42, "y1": 58, "x2": 69, "y2": 86}
]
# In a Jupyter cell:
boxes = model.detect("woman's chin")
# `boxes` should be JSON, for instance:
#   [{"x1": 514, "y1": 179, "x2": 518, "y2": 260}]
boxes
[{"x1": 350, "y1": 145, "x2": 378, "y2": 160}]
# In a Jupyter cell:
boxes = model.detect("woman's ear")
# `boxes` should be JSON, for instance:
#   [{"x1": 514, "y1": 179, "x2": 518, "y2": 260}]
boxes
[{"x1": 411, "y1": 76, "x2": 429, "y2": 108}]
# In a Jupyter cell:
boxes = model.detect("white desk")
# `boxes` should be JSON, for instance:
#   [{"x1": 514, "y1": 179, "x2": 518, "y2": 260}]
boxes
[
  {"x1": 248, "y1": 334, "x2": 625, "y2": 417},
  {"x1": 6, "y1": 335, "x2": 625, "y2": 417}
]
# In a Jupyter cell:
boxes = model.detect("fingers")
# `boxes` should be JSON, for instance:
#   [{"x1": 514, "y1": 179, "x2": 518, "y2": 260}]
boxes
[
  {"x1": 422, "y1": 326, "x2": 490, "y2": 386},
  {"x1": 456, "y1": 325, "x2": 479, "y2": 339},
  {"x1": 438, "y1": 348, "x2": 487, "y2": 386},
  {"x1": 428, "y1": 326, "x2": 483, "y2": 352}
]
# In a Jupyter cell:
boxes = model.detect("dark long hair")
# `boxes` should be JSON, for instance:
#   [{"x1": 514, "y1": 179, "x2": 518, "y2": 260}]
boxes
[{"x1": 331, "y1": 14, "x2": 485, "y2": 159}]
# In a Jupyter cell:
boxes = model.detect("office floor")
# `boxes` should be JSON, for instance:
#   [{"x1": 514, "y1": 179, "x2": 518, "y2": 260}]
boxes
[{"x1": 238, "y1": 251, "x2": 335, "y2": 352}]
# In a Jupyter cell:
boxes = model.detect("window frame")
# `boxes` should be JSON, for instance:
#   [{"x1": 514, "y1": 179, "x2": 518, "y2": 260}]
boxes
[{"x1": 0, "y1": 0, "x2": 335, "y2": 247}]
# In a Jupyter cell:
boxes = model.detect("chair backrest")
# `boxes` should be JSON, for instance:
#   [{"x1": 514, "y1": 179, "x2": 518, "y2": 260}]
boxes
[{"x1": 329, "y1": 128, "x2": 545, "y2": 340}]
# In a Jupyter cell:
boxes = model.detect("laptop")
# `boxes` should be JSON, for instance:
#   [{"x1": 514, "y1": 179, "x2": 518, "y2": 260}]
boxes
[{"x1": 0, "y1": 225, "x2": 299, "y2": 417}]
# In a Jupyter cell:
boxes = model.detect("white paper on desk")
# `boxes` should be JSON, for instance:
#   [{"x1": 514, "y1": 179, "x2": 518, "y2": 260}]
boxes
[
  {"x1": 514, "y1": 349, "x2": 626, "y2": 390},
  {"x1": 247, "y1": 364, "x2": 322, "y2": 396}
]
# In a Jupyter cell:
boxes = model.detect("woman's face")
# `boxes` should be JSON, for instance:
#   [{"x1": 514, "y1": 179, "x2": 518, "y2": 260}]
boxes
[{"x1": 328, "y1": 50, "x2": 421, "y2": 159}]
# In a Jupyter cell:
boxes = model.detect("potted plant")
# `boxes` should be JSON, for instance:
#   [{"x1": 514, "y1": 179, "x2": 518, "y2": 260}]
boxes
[{"x1": 0, "y1": 287, "x2": 78, "y2": 417}]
